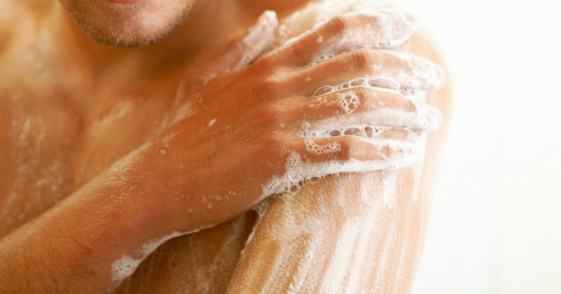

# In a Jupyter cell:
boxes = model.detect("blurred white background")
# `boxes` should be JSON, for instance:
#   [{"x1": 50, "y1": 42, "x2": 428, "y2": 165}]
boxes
[{"x1": 393, "y1": 0, "x2": 561, "y2": 293}]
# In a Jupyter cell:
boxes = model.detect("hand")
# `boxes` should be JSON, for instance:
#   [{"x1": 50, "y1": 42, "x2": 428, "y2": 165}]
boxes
[
  {"x1": 127, "y1": 10, "x2": 445, "y2": 233},
  {"x1": 0, "y1": 10, "x2": 446, "y2": 294}
]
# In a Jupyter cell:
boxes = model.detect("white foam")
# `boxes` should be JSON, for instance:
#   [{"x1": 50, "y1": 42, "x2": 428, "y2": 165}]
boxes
[
  {"x1": 307, "y1": 78, "x2": 440, "y2": 132},
  {"x1": 304, "y1": 10, "x2": 420, "y2": 66},
  {"x1": 311, "y1": 102, "x2": 440, "y2": 133},
  {"x1": 327, "y1": 90, "x2": 361, "y2": 114},
  {"x1": 236, "y1": 11, "x2": 278, "y2": 71},
  {"x1": 382, "y1": 49, "x2": 444, "y2": 91},
  {"x1": 260, "y1": 137, "x2": 416, "y2": 200},
  {"x1": 300, "y1": 125, "x2": 395, "y2": 140},
  {"x1": 313, "y1": 77, "x2": 401, "y2": 97},
  {"x1": 229, "y1": 2, "x2": 440, "y2": 294},
  {"x1": 110, "y1": 256, "x2": 142, "y2": 286},
  {"x1": 305, "y1": 138, "x2": 341, "y2": 155},
  {"x1": 172, "y1": 100, "x2": 196, "y2": 124},
  {"x1": 109, "y1": 231, "x2": 182, "y2": 289}
]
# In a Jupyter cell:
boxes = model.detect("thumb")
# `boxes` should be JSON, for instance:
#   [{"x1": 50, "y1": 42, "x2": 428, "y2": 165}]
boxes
[{"x1": 196, "y1": 10, "x2": 279, "y2": 78}]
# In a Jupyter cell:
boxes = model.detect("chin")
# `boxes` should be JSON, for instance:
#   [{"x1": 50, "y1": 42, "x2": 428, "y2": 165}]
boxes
[{"x1": 60, "y1": 0, "x2": 196, "y2": 48}]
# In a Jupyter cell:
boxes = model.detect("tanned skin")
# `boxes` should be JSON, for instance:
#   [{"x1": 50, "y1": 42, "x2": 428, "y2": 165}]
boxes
[{"x1": 0, "y1": 0, "x2": 451, "y2": 293}]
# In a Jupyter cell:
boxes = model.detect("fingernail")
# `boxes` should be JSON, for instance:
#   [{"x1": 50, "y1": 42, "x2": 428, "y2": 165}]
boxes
[
  {"x1": 429, "y1": 106, "x2": 443, "y2": 131},
  {"x1": 399, "y1": 11, "x2": 422, "y2": 37},
  {"x1": 434, "y1": 64, "x2": 447, "y2": 88},
  {"x1": 403, "y1": 12, "x2": 418, "y2": 24}
]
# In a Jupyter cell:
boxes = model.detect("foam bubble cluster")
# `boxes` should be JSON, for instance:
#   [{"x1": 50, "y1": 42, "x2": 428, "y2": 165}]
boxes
[
  {"x1": 311, "y1": 53, "x2": 336, "y2": 65},
  {"x1": 110, "y1": 231, "x2": 182, "y2": 289},
  {"x1": 326, "y1": 91, "x2": 361, "y2": 114},
  {"x1": 262, "y1": 138, "x2": 416, "y2": 199},
  {"x1": 305, "y1": 138, "x2": 341, "y2": 154},
  {"x1": 263, "y1": 152, "x2": 312, "y2": 196},
  {"x1": 111, "y1": 256, "x2": 141, "y2": 281},
  {"x1": 383, "y1": 49, "x2": 443, "y2": 92},
  {"x1": 313, "y1": 77, "x2": 400, "y2": 97},
  {"x1": 300, "y1": 125, "x2": 394, "y2": 140}
]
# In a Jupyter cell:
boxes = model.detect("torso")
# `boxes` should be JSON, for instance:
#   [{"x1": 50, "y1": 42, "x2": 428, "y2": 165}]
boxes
[
  {"x1": 0, "y1": 1, "x2": 310, "y2": 292},
  {"x1": 0, "y1": 0, "x2": 451, "y2": 293},
  {"x1": 0, "y1": 25, "x2": 180, "y2": 238}
]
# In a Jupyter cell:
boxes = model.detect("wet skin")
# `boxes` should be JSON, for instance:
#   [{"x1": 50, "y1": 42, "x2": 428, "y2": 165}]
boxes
[{"x1": 0, "y1": 0, "x2": 452, "y2": 293}]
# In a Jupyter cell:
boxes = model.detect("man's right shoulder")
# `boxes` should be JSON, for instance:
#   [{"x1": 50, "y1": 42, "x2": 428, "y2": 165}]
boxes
[
  {"x1": 0, "y1": 1, "x2": 23, "y2": 52},
  {"x1": 0, "y1": 0, "x2": 52, "y2": 53}
]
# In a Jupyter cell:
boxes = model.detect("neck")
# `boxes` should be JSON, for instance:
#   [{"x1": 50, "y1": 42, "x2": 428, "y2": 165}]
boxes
[
  {"x1": 51, "y1": 0, "x2": 246, "y2": 82},
  {"x1": 49, "y1": 0, "x2": 311, "y2": 85}
]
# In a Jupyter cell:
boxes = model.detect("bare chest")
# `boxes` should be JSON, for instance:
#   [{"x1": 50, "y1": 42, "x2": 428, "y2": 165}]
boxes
[
  {"x1": 0, "y1": 80, "x2": 177, "y2": 237},
  {"x1": 0, "y1": 0, "x2": 379, "y2": 238}
]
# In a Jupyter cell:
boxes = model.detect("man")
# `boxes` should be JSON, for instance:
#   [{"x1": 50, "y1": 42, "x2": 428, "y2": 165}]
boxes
[{"x1": 0, "y1": 0, "x2": 452, "y2": 292}]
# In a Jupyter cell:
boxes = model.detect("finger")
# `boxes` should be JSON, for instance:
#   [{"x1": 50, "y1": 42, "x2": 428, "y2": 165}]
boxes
[
  {"x1": 263, "y1": 136, "x2": 417, "y2": 195},
  {"x1": 282, "y1": 136, "x2": 417, "y2": 179},
  {"x1": 295, "y1": 49, "x2": 445, "y2": 96},
  {"x1": 288, "y1": 87, "x2": 442, "y2": 132},
  {"x1": 300, "y1": 126, "x2": 416, "y2": 143},
  {"x1": 277, "y1": 10, "x2": 420, "y2": 67},
  {"x1": 194, "y1": 10, "x2": 278, "y2": 79}
]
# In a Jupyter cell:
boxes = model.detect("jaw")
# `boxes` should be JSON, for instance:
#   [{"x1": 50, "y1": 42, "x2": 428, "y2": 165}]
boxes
[{"x1": 59, "y1": 0, "x2": 196, "y2": 47}]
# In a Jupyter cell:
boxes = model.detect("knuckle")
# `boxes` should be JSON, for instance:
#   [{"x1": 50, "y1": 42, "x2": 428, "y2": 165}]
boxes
[
  {"x1": 401, "y1": 97, "x2": 423, "y2": 116},
  {"x1": 258, "y1": 103, "x2": 289, "y2": 130},
  {"x1": 408, "y1": 99, "x2": 420, "y2": 114},
  {"x1": 339, "y1": 136, "x2": 357, "y2": 160},
  {"x1": 384, "y1": 143, "x2": 405, "y2": 160},
  {"x1": 278, "y1": 44, "x2": 304, "y2": 63},
  {"x1": 350, "y1": 48, "x2": 376, "y2": 73},
  {"x1": 251, "y1": 52, "x2": 277, "y2": 71},
  {"x1": 355, "y1": 87, "x2": 374, "y2": 100},
  {"x1": 258, "y1": 78, "x2": 282, "y2": 97},
  {"x1": 325, "y1": 15, "x2": 353, "y2": 35},
  {"x1": 262, "y1": 106, "x2": 283, "y2": 123},
  {"x1": 264, "y1": 135, "x2": 285, "y2": 155},
  {"x1": 380, "y1": 91, "x2": 410, "y2": 111},
  {"x1": 248, "y1": 76, "x2": 281, "y2": 100},
  {"x1": 262, "y1": 134, "x2": 279, "y2": 148},
  {"x1": 355, "y1": 87, "x2": 378, "y2": 106}
]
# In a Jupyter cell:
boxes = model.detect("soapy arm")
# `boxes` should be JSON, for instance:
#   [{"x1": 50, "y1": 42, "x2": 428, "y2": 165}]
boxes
[
  {"x1": 0, "y1": 13, "x2": 280, "y2": 294},
  {"x1": 225, "y1": 23, "x2": 453, "y2": 294},
  {"x1": 110, "y1": 9, "x2": 449, "y2": 294},
  {"x1": 0, "y1": 11, "x2": 444, "y2": 294}
]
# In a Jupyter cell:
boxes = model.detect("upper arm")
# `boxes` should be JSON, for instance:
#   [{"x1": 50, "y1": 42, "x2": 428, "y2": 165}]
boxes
[{"x1": 225, "y1": 18, "x2": 453, "y2": 294}]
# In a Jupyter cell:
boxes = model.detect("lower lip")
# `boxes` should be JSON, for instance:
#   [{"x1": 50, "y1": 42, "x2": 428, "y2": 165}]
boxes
[{"x1": 105, "y1": 0, "x2": 152, "y2": 3}]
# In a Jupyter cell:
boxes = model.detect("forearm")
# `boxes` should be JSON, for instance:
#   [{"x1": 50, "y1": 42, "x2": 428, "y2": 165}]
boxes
[{"x1": 0, "y1": 158, "x2": 169, "y2": 293}]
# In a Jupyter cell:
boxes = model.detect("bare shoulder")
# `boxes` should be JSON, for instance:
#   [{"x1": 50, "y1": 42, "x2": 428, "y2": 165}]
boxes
[
  {"x1": 273, "y1": 0, "x2": 453, "y2": 107},
  {"x1": 0, "y1": 0, "x2": 55, "y2": 56},
  {"x1": 273, "y1": 0, "x2": 399, "y2": 48},
  {"x1": 0, "y1": 1, "x2": 20, "y2": 49},
  {"x1": 270, "y1": 0, "x2": 454, "y2": 184},
  {"x1": 409, "y1": 27, "x2": 453, "y2": 117}
]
